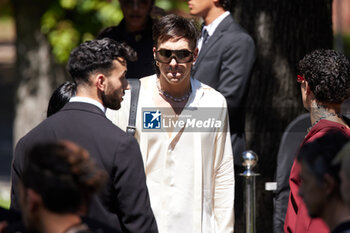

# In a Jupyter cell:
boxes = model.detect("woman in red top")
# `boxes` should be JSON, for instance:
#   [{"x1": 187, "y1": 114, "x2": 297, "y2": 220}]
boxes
[{"x1": 284, "y1": 49, "x2": 350, "y2": 233}]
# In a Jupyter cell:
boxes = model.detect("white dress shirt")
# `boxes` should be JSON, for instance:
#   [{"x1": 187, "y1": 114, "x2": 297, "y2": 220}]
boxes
[
  {"x1": 70, "y1": 96, "x2": 106, "y2": 113},
  {"x1": 197, "y1": 11, "x2": 231, "y2": 53},
  {"x1": 106, "y1": 75, "x2": 234, "y2": 233}
]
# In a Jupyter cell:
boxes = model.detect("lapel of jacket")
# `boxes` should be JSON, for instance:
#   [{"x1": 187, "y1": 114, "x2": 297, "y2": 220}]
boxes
[{"x1": 193, "y1": 15, "x2": 234, "y2": 74}]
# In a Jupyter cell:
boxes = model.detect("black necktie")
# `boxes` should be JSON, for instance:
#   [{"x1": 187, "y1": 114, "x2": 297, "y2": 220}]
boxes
[{"x1": 202, "y1": 29, "x2": 209, "y2": 44}]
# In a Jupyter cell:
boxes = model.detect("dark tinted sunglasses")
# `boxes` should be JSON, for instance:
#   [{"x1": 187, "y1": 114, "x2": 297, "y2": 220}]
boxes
[{"x1": 155, "y1": 49, "x2": 194, "y2": 64}]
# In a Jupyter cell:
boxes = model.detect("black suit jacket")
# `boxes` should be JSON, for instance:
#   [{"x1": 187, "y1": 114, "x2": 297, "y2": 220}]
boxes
[
  {"x1": 98, "y1": 18, "x2": 155, "y2": 80},
  {"x1": 11, "y1": 102, "x2": 158, "y2": 233},
  {"x1": 192, "y1": 14, "x2": 256, "y2": 164}
]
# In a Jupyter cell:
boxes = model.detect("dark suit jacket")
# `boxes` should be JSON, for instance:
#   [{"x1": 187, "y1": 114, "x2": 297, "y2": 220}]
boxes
[
  {"x1": 11, "y1": 102, "x2": 158, "y2": 233},
  {"x1": 192, "y1": 14, "x2": 256, "y2": 165},
  {"x1": 98, "y1": 18, "x2": 155, "y2": 80}
]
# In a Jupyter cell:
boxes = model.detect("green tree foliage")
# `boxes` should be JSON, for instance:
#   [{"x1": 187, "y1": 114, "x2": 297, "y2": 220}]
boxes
[
  {"x1": 41, "y1": 0, "x2": 188, "y2": 63},
  {"x1": 156, "y1": 0, "x2": 188, "y2": 12},
  {"x1": 0, "y1": 0, "x2": 13, "y2": 19},
  {"x1": 41, "y1": 0, "x2": 123, "y2": 62}
]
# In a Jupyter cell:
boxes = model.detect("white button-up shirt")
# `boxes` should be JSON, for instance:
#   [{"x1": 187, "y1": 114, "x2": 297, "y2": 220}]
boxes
[{"x1": 107, "y1": 75, "x2": 234, "y2": 233}]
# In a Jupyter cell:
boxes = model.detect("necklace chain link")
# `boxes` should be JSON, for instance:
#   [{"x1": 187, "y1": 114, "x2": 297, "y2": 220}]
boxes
[{"x1": 156, "y1": 79, "x2": 192, "y2": 102}]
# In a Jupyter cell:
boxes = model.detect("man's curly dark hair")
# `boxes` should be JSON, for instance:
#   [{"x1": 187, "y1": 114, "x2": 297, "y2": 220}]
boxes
[
  {"x1": 298, "y1": 49, "x2": 350, "y2": 104},
  {"x1": 67, "y1": 38, "x2": 137, "y2": 83}
]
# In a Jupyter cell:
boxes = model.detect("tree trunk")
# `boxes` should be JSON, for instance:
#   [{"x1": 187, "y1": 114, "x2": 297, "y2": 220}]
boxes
[
  {"x1": 231, "y1": 0, "x2": 333, "y2": 232},
  {"x1": 12, "y1": 0, "x2": 66, "y2": 144}
]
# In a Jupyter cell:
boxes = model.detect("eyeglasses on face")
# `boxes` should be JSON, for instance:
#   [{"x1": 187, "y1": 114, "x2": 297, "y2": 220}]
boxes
[
  {"x1": 155, "y1": 49, "x2": 194, "y2": 64},
  {"x1": 297, "y1": 75, "x2": 305, "y2": 83}
]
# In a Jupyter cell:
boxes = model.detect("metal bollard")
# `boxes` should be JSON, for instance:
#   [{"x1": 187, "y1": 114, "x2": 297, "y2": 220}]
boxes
[{"x1": 239, "y1": 150, "x2": 260, "y2": 233}]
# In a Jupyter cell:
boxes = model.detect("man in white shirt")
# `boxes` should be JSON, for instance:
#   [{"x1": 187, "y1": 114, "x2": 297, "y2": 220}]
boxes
[{"x1": 107, "y1": 14, "x2": 234, "y2": 233}]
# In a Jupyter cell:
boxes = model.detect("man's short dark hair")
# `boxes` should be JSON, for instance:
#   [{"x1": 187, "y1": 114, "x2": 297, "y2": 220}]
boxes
[
  {"x1": 298, "y1": 49, "x2": 350, "y2": 104},
  {"x1": 297, "y1": 131, "x2": 350, "y2": 185},
  {"x1": 152, "y1": 14, "x2": 200, "y2": 50},
  {"x1": 219, "y1": 0, "x2": 231, "y2": 11},
  {"x1": 67, "y1": 38, "x2": 136, "y2": 83},
  {"x1": 22, "y1": 141, "x2": 107, "y2": 214}
]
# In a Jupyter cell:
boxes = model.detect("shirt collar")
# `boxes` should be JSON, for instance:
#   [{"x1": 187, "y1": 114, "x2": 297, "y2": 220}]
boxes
[
  {"x1": 203, "y1": 11, "x2": 230, "y2": 37},
  {"x1": 69, "y1": 96, "x2": 106, "y2": 113},
  {"x1": 187, "y1": 78, "x2": 204, "y2": 107}
]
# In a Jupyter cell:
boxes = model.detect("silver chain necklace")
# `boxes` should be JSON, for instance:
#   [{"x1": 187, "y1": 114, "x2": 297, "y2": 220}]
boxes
[{"x1": 156, "y1": 80, "x2": 192, "y2": 102}]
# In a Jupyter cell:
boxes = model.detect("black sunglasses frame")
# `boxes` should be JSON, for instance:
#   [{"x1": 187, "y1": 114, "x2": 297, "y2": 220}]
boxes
[{"x1": 155, "y1": 49, "x2": 194, "y2": 64}]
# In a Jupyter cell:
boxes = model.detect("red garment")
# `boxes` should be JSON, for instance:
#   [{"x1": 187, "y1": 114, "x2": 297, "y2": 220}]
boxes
[{"x1": 284, "y1": 119, "x2": 350, "y2": 233}]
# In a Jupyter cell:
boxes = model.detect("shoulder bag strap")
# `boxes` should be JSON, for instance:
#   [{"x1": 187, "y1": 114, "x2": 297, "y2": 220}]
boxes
[{"x1": 126, "y1": 79, "x2": 140, "y2": 136}]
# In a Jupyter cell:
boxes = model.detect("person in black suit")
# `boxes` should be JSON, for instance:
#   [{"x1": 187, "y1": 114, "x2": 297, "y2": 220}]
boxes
[
  {"x1": 11, "y1": 38, "x2": 158, "y2": 233},
  {"x1": 188, "y1": 0, "x2": 256, "y2": 165},
  {"x1": 98, "y1": 0, "x2": 156, "y2": 79}
]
